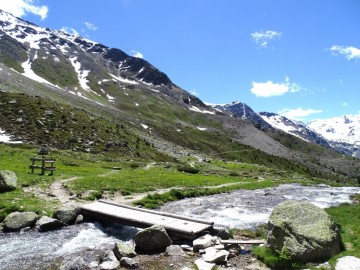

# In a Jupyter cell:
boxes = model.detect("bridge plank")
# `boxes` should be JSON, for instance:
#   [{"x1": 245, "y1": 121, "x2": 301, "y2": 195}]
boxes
[{"x1": 80, "y1": 201, "x2": 213, "y2": 238}]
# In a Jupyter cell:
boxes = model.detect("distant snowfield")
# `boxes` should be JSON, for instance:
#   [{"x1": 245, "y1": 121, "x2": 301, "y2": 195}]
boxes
[{"x1": 308, "y1": 115, "x2": 360, "y2": 145}]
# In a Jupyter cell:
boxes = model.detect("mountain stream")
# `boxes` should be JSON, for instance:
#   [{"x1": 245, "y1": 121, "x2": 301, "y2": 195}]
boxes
[{"x1": 1, "y1": 184, "x2": 359, "y2": 269}]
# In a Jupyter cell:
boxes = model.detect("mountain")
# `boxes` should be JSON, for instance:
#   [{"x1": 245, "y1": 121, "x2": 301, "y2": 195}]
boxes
[
  {"x1": 216, "y1": 101, "x2": 359, "y2": 158},
  {"x1": 0, "y1": 9, "x2": 205, "y2": 108},
  {"x1": 0, "y1": 9, "x2": 359, "y2": 183},
  {"x1": 258, "y1": 112, "x2": 331, "y2": 148},
  {"x1": 308, "y1": 115, "x2": 360, "y2": 158},
  {"x1": 211, "y1": 102, "x2": 271, "y2": 129}
]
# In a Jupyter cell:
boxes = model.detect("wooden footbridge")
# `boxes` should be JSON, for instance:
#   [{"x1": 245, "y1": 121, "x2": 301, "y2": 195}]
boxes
[{"x1": 80, "y1": 200, "x2": 214, "y2": 239}]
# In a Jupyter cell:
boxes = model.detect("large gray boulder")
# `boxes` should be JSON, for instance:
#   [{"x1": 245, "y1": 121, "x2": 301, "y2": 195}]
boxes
[
  {"x1": 134, "y1": 224, "x2": 172, "y2": 253},
  {"x1": 0, "y1": 170, "x2": 17, "y2": 192},
  {"x1": 267, "y1": 200, "x2": 342, "y2": 263},
  {"x1": 53, "y1": 206, "x2": 80, "y2": 225},
  {"x1": 3, "y1": 211, "x2": 38, "y2": 232}
]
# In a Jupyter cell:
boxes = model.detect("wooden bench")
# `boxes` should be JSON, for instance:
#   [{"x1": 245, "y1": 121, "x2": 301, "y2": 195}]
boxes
[{"x1": 29, "y1": 157, "x2": 56, "y2": 175}]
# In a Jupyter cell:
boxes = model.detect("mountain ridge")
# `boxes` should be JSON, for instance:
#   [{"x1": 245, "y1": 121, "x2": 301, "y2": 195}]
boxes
[
  {"x1": 215, "y1": 102, "x2": 359, "y2": 158},
  {"x1": 0, "y1": 9, "x2": 359, "y2": 183}
]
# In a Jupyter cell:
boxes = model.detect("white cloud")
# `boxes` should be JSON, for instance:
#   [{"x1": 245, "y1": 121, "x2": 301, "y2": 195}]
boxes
[
  {"x1": 342, "y1": 102, "x2": 348, "y2": 107},
  {"x1": 0, "y1": 0, "x2": 48, "y2": 20},
  {"x1": 278, "y1": 107, "x2": 322, "y2": 121},
  {"x1": 60, "y1": 27, "x2": 79, "y2": 36},
  {"x1": 84, "y1": 21, "x2": 98, "y2": 31},
  {"x1": 329, "y1": 45, "x2": 360, "y2": 60},
  {"x1": 131, "y1": 50, "x2": 144, "y2": 59},
  {"x1": 251, "y1": 30, "x2": 282, "y2": 48},
  {"x1": 250, "y1": 77, "x2": 300, "y2": 98}
]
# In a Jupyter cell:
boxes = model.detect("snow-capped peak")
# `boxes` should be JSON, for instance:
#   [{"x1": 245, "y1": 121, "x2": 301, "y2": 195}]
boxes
[{"x1": 308, "y1": 114, "x2": 360, "y2": 145}]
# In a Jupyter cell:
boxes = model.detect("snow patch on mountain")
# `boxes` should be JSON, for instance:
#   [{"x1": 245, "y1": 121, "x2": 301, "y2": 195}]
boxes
[
  {"x1": 21, "y1": 52, "x2": 58, "y2": 87},
  {"x1": 0, "y1": 10, "x2": 50, "y2": 50},
  {"x1": 308, "y1": 115, "x2": 360, "y2": 146},
  {"x1": 0, "y1": 129, "x2": 22, "y2": 144},
  {"x1": 109, "y1": 73, "x2": 138, "y2": 85},
  {"x1": 69, "y1": 56, "x2": 91, "y2": 91},
  {"x1": 189, "y1": 106, "x2": 215, "y2": 115}
]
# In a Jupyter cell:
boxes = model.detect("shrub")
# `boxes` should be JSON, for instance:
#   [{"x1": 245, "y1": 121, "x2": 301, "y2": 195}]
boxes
[{"x1": 177, "y1": 166, "x2": 200, "y2": 174}]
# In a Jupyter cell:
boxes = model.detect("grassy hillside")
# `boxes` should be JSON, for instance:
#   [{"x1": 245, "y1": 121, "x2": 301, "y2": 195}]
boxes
[{"x1": 0, "y1": 142, "x2": 328, "y2": 222}]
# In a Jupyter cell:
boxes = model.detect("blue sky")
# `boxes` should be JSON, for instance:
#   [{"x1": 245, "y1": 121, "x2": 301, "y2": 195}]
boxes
[{"x1": 0, "y1": 0, "x2": 359, "y2": 123}]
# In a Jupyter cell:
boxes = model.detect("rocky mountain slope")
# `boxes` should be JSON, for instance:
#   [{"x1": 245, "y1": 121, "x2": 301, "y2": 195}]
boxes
[
  {"x1": 215, "y1": 101, "x2": 359, "y2": 158},
  {"x1": 258, "y1": 112, "x2": 331, "y2": 148},
  {"x1": 0, "y1": 9, "x2": 359, "y2": 183}
]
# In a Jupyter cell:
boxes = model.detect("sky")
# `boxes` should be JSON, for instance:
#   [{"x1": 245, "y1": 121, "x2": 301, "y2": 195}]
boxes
[{"x1": 0, "y1": 0, "x2": 359, "y2": 123}]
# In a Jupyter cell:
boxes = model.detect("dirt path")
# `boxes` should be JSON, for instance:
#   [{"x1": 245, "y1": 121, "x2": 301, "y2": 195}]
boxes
[
  {"x1": 101, "y1": 180, "x2": 257, "y2": 205},
  {"x1": 47, "y1": 177, "x2": 81, "y2": 205}
]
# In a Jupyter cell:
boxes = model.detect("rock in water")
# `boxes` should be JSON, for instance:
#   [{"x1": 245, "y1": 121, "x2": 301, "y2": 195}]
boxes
[
  {"x1": 53, "y1": 206, "x2": 80, "y2": 225},
  {"x1": 134, "y1": 224, "x2": 172, "y2": 253},
  {"x1": 3, "y1": 211, "x2": 38, "y2": 232},
  {"x1": 267, "y1": 200, "x2": 342, "y2": 263},
  {"x1": 0, "y1": 170, "x2": 17, "y2": 191},
  {"x1": 36, "y1": 216, "x2": 64, "y2": 232}
]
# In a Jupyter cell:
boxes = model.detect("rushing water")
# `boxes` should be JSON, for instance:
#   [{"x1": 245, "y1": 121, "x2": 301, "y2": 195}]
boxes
[
  {"x1": 0, "y1": 222, "x2": 138, "y2": 270},
  {"x1": 160, "y1": 184, "x2": 360, "y2": 229},
  {"x1": 1, "y1": 184, "x2": 359, "y2": 269}
]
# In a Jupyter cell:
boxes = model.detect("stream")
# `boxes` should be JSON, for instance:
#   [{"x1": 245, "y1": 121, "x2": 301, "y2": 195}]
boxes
[
  {"x1": 159, "y1": 184, "x2": 360, "y2": 229},
  {"x1": 0, "y1": 222, "x2": 138, "y2": 270},
  {"x1": 1, "y1": 184, "x2": 359, "y2": 269}
]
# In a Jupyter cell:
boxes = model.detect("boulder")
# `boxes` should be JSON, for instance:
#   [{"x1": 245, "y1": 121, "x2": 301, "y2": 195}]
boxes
[
  {"x1": 335, "y1": 256, "x2": 360, "y2": 270},
  {"x1": 53, "y1": 206, "x2": 80, "y2": 225},
  {"x1": 211, "y1": 227, "x2": 231, "y2": 240},
  {"x1": 0, "y1": 170, "x2": 17, "y2": 192},
  {"x1": 134, "y1": 224, "x2": 172, "y2": 253},
  {"x1": 36, "y1": 216, "x2": 64, "y2": 232},
  {"x1": 267, "y1": 200, "x2": 342, "y2": 263},
  {"x1": 3, "y1": 211, "x2": 38, "y2": 232},
  {"x1": 225, "y1": 244, "x2": 241, "y2": 258},
  {"x1": 165, "y1": 245, "x2": 186, "y2": 257},
  {"x1": 203, "y1": 246, "x2": 229, "y2": 263},
  {"x1": 113, "y1": 241, "x2": 136, "y2": 260},
  {"x1": 193, "y1": 234, "x2": 218, "y2": 252},
  {"x1": 120, "y1": 257, "x2": 139, "y2": 268}
]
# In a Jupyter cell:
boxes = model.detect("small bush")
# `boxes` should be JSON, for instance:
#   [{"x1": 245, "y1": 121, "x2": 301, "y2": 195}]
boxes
[
  {"x1": 130, "y1": 162, "x2": 141, "y2": 169},
  {"x1": 229, "y1": 171, "x2": 240, "y2": 177},
  {"x1": 177, "y1": 166, "x2": 200, "y2": 174}
]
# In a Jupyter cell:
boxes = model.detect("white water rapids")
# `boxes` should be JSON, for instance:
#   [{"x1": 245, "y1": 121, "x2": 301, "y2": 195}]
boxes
[
  {"x1": 0, "y1": 184, "x2": 359, "y2": 269},
  {"x1": 159, "y1": 184, "x2": 360, "y2": 229}
]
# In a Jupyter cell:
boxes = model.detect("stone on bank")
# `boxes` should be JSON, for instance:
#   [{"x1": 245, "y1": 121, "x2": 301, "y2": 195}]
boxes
[
  {"x1": 267, "y1": 200, "x2": 343, "y2": 263},
  {"x1": 3, "y1": 211, "x2": 38, "y2": 232},
  {"x1": 0, "y1": 170, "x2": 17, "y2": 192}
]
